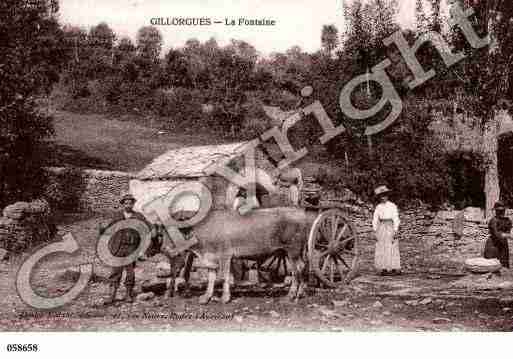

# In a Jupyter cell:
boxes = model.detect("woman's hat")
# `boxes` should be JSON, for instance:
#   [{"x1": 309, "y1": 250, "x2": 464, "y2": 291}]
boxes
[
  {"x1": 119, "y1": 192, "x2": 136, "y2": 204},
  {"x1": 374, "y1": 185, "x2": 391, "y2": 196}
]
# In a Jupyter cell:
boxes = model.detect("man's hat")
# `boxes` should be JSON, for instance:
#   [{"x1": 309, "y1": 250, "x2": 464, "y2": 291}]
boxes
[
  {"x1": 374, "y1": 185, "x2": 391, "y2": 196},
  {"x1": 494, "y1": 201, "x2": 506, "y2": 209},
  {"x1": 119, "y1": 192, "x2": 136, "y2": 204}
]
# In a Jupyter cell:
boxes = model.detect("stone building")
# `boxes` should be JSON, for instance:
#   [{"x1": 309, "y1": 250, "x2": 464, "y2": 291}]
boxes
[{"x1": 130, "y1": 141, "x2": 296, "y2": 222}]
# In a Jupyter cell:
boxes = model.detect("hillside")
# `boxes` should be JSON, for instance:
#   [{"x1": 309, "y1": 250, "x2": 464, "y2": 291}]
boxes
[{"x1": 43, "y1": 111, "x2": 227, "y2": 172}]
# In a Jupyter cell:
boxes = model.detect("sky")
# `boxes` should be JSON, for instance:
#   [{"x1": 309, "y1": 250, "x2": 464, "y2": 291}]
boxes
[{"x1": 58, "y1": 0, "x2": 423, "y2": 55}]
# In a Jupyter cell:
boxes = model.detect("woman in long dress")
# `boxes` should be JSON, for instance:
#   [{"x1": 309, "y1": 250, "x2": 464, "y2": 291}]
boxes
[{"x1": 372, "y1": 185, "x2": 401, "y2": 276}]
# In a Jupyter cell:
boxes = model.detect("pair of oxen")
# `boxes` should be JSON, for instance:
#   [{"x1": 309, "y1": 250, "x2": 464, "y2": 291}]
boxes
[{"x1": 145, "y1": 207, "x2": 318, "y2": 304}]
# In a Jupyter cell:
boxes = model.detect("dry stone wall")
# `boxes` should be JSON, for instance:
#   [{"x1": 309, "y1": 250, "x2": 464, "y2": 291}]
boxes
[
  {"x1": 1, "y1": 167, "x2": 133, "y2": 255},
  {"x1": 425, "y1": 208, "x2": 490, "y2": 267},
  {"x1": 347, "y1": 205, "x2": 498, "y2": 272},
  {"x1": 44, "y1": 167, "x2": 134, "y2": 213},
  {"x1": 0, "y1": 199, "x2": 56, "y2": 254}
]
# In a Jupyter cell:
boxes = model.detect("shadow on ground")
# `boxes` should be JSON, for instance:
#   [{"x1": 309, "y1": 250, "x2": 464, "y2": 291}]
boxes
[{"x1": 42, "y1": 143, "x2": 112, "y2": 170}]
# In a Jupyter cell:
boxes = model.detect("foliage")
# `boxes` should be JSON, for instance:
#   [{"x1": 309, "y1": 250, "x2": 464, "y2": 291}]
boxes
[
  {"x1": 136, "y1": 26, "x2": 163, "y2": 60},
  {"x1": 0, "y1": 0, "x2": 68, "y2": 208},
  {"x1": 342, "y1": 0, "x2": 399, "y2": 74},
  {"x1": 321, "y1": 24, "x2": 339, "y2": 55},
  {"x1": 415, "y1": 0, "x2": 430, "y2": 34},
  {"x1": 43, "y1": 167, "x2": 87, "y2": 212},
  {"x1": 153, "y1": 87, "x2": 205, "y2": 129},
  {"x1": 50, "y1": 1, "x2": 513, "y2": 208},
  {"x1": 88, "y1": 22, "x2": 116, "y2": 50},
  {"x1": 449, "y1": 0, "x2": 513, "y2": 120},
  {"x1": 329, "y1": 99, "x2": 484, "y2": 208}
]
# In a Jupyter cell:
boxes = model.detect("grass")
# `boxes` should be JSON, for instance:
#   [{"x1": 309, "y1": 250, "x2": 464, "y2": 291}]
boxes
[
  {"x1": 43, "y1": 110, "x2": 227, "y2": 172},
  {"x1": 42, "y1": 110, "x2": 342, "y2": 183}
]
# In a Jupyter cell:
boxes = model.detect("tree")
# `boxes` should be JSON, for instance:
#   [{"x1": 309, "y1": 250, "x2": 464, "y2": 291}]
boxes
[
  {"x1": 415, "y1": 0, "x2": 430, "y2": 34},
  {"x1": 448, "y1": 0, "x2": 513, "y2": 217},
  {"x1": 181, "y1": 38, "x2": 207, "y2": 88},
  {"x1": 342, "y1": 0, "x2": 399, "y2": 72},
  {"x1": 427, "y1": 0, "x2": 442, "y2": 32},
  {"x1": 85, "y1": 24, "x2": 116, "y2": 79},
  {"x1": 62, "y1": 25, "x2": 88, "y2": 62},
  {"x1": 208, "y1": 48, "x2": 256, "y2": 135},
  {"x1": 0, "y1": 0, "x2": 67, "y2": 206},
  {"x1": 136, "y1": 26, "x2": 163, "y2": 59},
  {"x1": 342, "y1": 0, "x2": 371, "y2": 62},
  {"x1": 117, "y1": 37, "x2": 136, "y2": 53},
  {"x1": 164, "y1": 48, "x2": 191, "y2": 87},
  {"x1": 226, "y1": 39, "x2": 259, "y2": 64},
  {"x1": 365, "y1": 0, "x2": 400, "y2": 61},
  {"x1": 341, "y1": 0, "x2": 400, "y2": 116},
  {"x1": 204, "y1": 37, "x2": 219, "y2": 51},
  {"x1": 321, "y1": 24, "x2": 339, "y2": 56},
  {"x1": 114, "y1": 37, "x2": 136, "y2": 65},
  {"x1": 88, "y1": 22, "x2": 116, "y2": 49}
]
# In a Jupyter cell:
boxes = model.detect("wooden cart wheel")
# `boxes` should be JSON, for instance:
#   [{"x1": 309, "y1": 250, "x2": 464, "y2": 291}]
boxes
[{"x1": 308, "y1": 208, "x2": 359, "y2": 288}]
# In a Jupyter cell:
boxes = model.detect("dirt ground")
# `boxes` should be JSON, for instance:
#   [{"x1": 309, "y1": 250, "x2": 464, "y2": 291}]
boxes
[{"x1": 1, "y1": 213, "x2": 513, "y2": 332}]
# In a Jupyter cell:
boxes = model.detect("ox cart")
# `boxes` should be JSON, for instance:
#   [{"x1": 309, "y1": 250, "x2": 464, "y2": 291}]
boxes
[
  {"x1": 164, "y1": 175, "x2": 362, "y2": 296},
  {"x1": 133, "y1": 142, "x2": 363, "y2": 300},
  {"x1": 256, "y1": 176, "x2": 361, "y2": 288}
]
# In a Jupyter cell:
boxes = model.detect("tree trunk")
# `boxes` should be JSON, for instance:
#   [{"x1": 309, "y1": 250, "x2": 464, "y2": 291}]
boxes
[
  {"x1": 483, "y1": 111, "x2": 500, "y2": 220},
  {"x1": 481, "y1": 2, "x2": 509, "y2": 220}
]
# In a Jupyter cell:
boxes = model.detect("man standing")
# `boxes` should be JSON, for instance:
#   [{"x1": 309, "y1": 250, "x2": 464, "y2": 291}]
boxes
[
  {"x1": 484, "y1": 201, "x2": 512, "y2": 268},
  {"x1": 100, "y1": 193, "x2": 156, "y2": 305}
]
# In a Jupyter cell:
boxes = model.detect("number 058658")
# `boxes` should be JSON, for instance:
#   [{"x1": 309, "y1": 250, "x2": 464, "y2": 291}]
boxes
[{"x1": 6, "y1": 344, "x2": 39, "y2": 352}]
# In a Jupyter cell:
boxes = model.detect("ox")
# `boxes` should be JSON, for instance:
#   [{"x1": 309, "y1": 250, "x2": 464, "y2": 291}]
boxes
[{"x1": 146, "y1": 207, "x2": 312, "y2": 304}]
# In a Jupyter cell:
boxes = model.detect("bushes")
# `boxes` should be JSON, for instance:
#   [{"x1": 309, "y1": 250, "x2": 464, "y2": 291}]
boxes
[
  {"x1": 332, "y1": 136, "x2": 485, "y2": 209},
  {"x1": 98, "y1": 76, "x2": 123, "y2": 104},
  {"x1": 329, "y1": 134, "x2": 451, "y2": 207},
  {"x1": 154, "y1": 88, "x2": 205, "y2": 127},
  {"x1": 116, "y1": 80, "x2": 154, "y2": 112},
  {"x1": 42, "y1": 167, "x2": 87, "y2": 212},
  {"x1": 235, "y1": 94, "x2": 269, "y2": 139},
  {"x1": 321, "y1": 97, "x2": 485, "y2": 208}
]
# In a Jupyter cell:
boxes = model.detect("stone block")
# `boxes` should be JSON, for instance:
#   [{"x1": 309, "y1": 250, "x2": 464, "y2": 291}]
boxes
[{"x1": 464, "y1": 257, "x2": 502, "y2": 274}]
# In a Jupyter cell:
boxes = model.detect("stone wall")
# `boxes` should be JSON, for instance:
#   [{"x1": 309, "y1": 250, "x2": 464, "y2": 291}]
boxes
[
  {"x1": 0, "y1": 199, "x2": 56, "y2": 253},
  {"x1": 1, "y1": 167, "x2": 134, "y2": 254},
  {"x1": 423, "y1": 208, "x2": 489, "y2": 268},
  {"x1": 347, "y1": 206, "x2": 495, "y2": 272},
  {"x1": 45, "y1": 167, "x2": 134, "y2": 213},
  {"x1": 421, "y1": 208, "x2": 513, "y2": 268}
]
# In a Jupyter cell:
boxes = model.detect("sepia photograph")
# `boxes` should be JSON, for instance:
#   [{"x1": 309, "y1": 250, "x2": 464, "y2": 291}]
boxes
[{"x1": 1, "y1": 0, "x2": 513, "y2": 351}]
